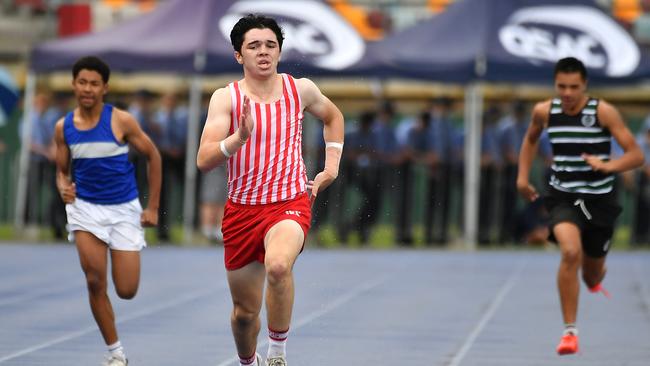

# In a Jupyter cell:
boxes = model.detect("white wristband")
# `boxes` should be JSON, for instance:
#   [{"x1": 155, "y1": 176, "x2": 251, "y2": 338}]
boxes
[
  {"x1": 325, "y1": 142, "x2": 344, "y2": 150},
  {"x1": 220, "y1": 140, "x2": 232, "y2": 158}
]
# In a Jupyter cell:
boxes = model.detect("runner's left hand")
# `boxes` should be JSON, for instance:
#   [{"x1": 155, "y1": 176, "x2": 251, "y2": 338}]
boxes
[
  {"x1": 582, "y1": 153, "x2": 610, "y2": 173},
  {"x1": 308, "y1": 170, "x2": 336, "y2": 205},
  {"x1": 141, "y1": 208, "x2": 159, "y2": 227}
]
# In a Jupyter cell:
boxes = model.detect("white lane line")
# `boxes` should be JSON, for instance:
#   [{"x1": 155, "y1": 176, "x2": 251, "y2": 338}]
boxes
[
  {"x1": 214, "y1": 276, "x2": 388, "y2": 366},
  {"x1": 447, "y1": 258, "x2": 527, "y2": 366},
  {"x1": 0, "y1": 286, "x2": 222, "y2": 363}
]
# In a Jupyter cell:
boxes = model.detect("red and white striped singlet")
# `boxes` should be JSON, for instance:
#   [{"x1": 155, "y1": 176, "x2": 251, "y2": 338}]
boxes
[{"x1": 226, "y1": 73, "x2": 308, "y2": 205}]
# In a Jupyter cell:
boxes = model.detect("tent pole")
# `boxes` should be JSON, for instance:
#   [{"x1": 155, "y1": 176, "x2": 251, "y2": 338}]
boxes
[
  {"x1": 182, "y1": 75, "x2": 202, "y2": 243},
  {"x1": 14, "y1": 71, "x2": 37, "y2": 232},
  {"x1": 463, "y1": 82, "x2": 483, "y2": 250}
]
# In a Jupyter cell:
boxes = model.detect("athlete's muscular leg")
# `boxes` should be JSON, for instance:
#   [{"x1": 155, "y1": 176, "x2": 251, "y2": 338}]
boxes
[
  {"x1": 75, "y1": 231, "x2": 118, "y2": 345},
  {"x1": 582, "y1": 255, "x2": 607, "y2": 288},
  {"x1": 110, "y1": 249, "x2": 141, "y2": 299},
  {"x1": 227, "y1": 262, "x2": 265, "y2": 358},
  {"x1": 553, "y1": 222, "x2": 583, "y2": 325},
  {"x1": 264, "y1": 220, "x2": 304, "y2": 332}
]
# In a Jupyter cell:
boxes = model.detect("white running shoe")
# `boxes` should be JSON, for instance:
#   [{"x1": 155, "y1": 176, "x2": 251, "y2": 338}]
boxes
[
  {"x1": 102, "y1": 354, "x2": 128, "y2": 366},
  {"x1": 266, "y1": 356, "x2": 286, "y2": 366}
]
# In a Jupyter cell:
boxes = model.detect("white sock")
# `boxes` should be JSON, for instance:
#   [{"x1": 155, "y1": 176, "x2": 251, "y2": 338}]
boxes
[
  {"x1": 563, "y1": 324, "x2": 578, "y2": 336},
  {"x1": 239, "y1": 353, "x2": 258, "y2": 366},
  {"x1": 267, "y1": 328, "x2": 288, "y2": 359},
  {"x1": 107, "y1": 340, "x2": 126, "y2": 359}
]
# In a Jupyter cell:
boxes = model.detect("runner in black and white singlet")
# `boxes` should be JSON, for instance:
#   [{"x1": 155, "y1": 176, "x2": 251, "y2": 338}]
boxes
[
  {"x1": 547, "y1": 97, "x2": 614, "y2": 195},
  {"x1": 517, "y1": 57, "x2": 644, "y2": 356}
]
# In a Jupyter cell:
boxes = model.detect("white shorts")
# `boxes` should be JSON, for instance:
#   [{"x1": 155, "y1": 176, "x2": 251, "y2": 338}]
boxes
[{"x1": 66, "y1": 198, "x2": 146, "y2": 251}]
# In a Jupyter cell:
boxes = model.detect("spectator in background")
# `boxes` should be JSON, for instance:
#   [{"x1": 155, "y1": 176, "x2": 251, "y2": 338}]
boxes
[
  {"x1": 25, "y1": 91, "x2": 62, "y2": 234},
  {"x1": 128, "y1": 89, "x2": 158, "y2": 195},
  {"x1": 155, "y1": 91, "x2": 189, "y2": 241},
  {"x1": 425, "y1": 97, "x2": 454, "y2": 244},
  {"x1": 395, "y1": 109, "x2": 417, "y2": 245},
  {"x1": 395, "y1": 107, "x2": 415, "y2": 149},
  {"x1": 311, "y1": 118, "x2": 349, "y2": 242},
  {"x1": 129, "y1": 89, "x2": 161, "y2": 146},
  {"x1": 497, "y1": 100, "x2": 529, "y2": 243},
  {"x1": 633, "y1": 121, "x2": 650, "y2": 245},
  {"x1": 372, "y1": 100, "x2": 399, "y2": 232},
  {"x1": 49, "y1": 92, "x2": 70, "y2": 239},
  {"x1": 538, "y1": 130, "x2": 554, "y2": 172},
  {"x1": 449, "y1": 112, "x2": 466, "y2": 235},
  {"x1": 199, "y1": 95, "x2": 227, "y2": 243},
  {"x1": 346, "y1": 111, "x2": 381, "y2": 244},
  {"x1": 478, "y1": 105, "x2": 502, "y2": 245},
  {"x1": 513, "y1": 129, "x2": 554, "y2": 246},
  {"x1": 409, "y1": 110, "x2": 438, "y2": 244},
  {"x1": 200, "y1": 164, "x2": 227, "y2": 243},
  {"x1": 514, "y1": 198, "x2": 550, "y2": 245},
  {"x1": 510, "y1": 128, "x2": 554, "y2": 246}
]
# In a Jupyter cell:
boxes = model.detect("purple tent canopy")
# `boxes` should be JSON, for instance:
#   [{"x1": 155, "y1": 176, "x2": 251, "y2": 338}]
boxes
[
  {"x1": 32, "y1": 0, "x2": 650, "y2": 83},
  {"x1": 378, "y1": 0, "x2": 650, "y2": 84},
  {"x1": 31, "y1": 0, "x2": 385, "y2": 77}
]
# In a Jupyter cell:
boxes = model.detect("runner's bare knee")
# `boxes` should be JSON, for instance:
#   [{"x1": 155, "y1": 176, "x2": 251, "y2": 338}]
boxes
[
  {"x1": 85, "y1": 271, "x2": 107, "y2": 296},
  {"x1": 232, "y1": 304, "x2": 259, "y2": 327},
  {"x1": 115, "y1": 284, "x2": 138, "y2": 299},
  {"x1": 560, "y1": 246, "x2": 582, "y2": 265},
  {"x1": 266, "y1": 258, "x2": 291, "y2": 286}
]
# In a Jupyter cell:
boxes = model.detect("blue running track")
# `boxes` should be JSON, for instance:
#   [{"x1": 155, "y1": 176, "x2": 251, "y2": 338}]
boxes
[{"x1": 0, "y1": 243, "x2": 649, "y2": 365}]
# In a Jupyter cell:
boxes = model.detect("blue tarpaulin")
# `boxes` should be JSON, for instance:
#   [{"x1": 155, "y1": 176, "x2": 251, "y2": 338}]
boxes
[{"x1": 0, "y1": 68, "x2": 18, "y2": 126}]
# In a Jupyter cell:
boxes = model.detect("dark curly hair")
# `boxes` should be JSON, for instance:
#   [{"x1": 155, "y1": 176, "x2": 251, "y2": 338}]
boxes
[
  {"x1": 230, "y1": 14, "x2": 284, "y2": 53},
  {"x1": 72, "y1": 56, "x2": 110, "y2": 83},
  {"x1": 554, "y1": 57, "x2": 587, "y2": 81}
]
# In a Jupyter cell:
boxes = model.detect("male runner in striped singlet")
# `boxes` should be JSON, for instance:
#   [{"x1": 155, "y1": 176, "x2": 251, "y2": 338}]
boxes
[
  {"x1": 517, "y1": 57, "x2": 643, "y2": 355},
  {"x1": 54, "y1": 56, "x2": 162, "y2": 366},
  {"x1": 197, "y1": 15, "x2": 344, "y2": 366}
]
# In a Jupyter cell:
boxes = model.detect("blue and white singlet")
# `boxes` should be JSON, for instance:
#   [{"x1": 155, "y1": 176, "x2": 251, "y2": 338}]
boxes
[{"x1": 63, "y1": 104, "x2": 138, "y2": 204}]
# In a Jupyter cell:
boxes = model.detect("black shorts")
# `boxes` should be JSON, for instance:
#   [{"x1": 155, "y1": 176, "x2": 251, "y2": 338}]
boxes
[{"x1": 544, "y1": 189, "x2": 622, "y2": 258}]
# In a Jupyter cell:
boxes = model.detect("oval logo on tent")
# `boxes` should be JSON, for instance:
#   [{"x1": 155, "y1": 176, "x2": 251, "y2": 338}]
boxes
[
  {"x1": 219, "y1": 0, "x2": 365, "y2": 70},
  {"x1": 498, "y1": 6, "x2": 640, "y2": 77}
]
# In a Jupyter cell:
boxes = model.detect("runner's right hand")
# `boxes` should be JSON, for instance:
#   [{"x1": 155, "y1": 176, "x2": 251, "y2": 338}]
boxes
[
  {"x1": 517, "y1": 179, "x2": 539, "y2": 202},
  {"x1": 59, "y1": 182, "x2": 76, "y2": 204},
  {"x1": 237, "y1": 96, "x2": 254, "y2": 143}
]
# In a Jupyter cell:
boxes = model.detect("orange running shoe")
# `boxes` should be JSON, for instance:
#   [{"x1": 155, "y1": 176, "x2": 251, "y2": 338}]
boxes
[
  {"x1": 588, "y1": 283, "x2": 611, "y2": 298},
  {"x1": 556, "y1": 333, "x2": 579, "y2": 355}
]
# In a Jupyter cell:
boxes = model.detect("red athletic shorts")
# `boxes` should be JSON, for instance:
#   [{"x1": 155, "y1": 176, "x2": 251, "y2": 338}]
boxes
[{"x1": 222, "y1": 193, "x2": 312, "y2": 271}]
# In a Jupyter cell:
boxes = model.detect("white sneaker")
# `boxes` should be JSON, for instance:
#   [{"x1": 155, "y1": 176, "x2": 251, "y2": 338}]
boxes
[
  {"x1": 102, "y1": 354, "x2": 128, "y2": 366},
  {"x1": 266, "y1": 356, "x2": 286, "y2": 366}
]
